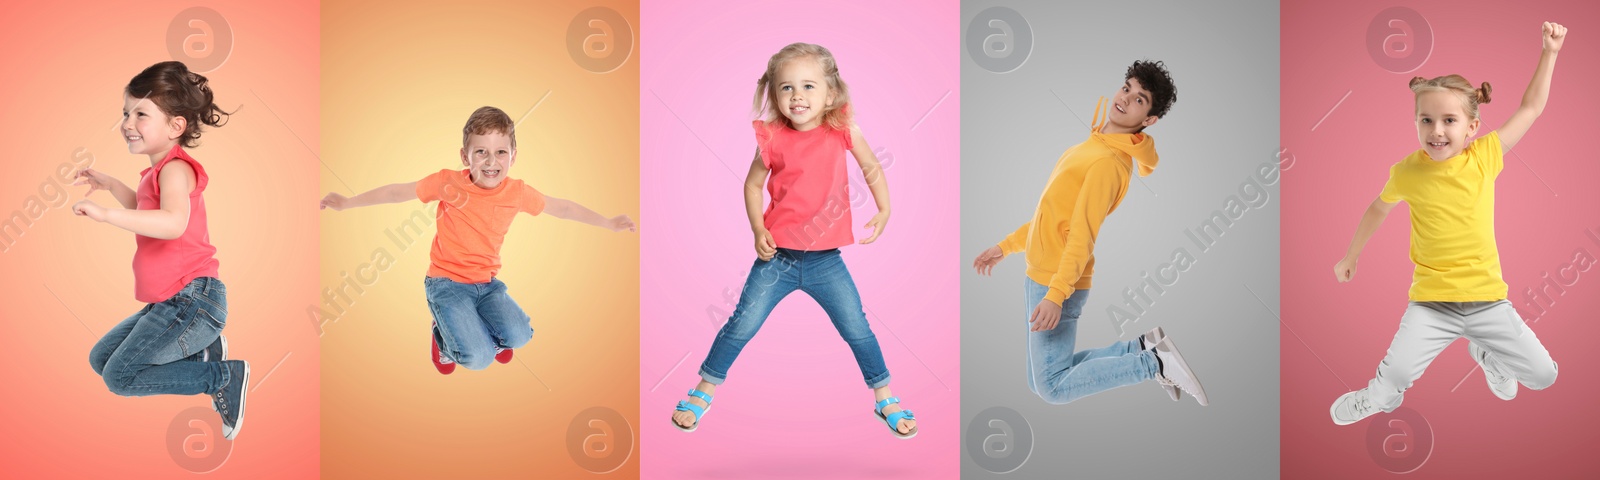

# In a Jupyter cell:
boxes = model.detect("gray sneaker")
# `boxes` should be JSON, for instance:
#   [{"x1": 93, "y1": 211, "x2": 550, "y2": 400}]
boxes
[
  {"x1": 1151, "y1": 335, "x2": 1208, "y2": 406},
  {"x1": 212, "y1": 360, "x2": 250, "y2": 440},
  {"x1": 1469, "y1": 341, "x2": 1517, "y2": 401},
  {"x1": 1141, "y1": 327, "x2": 1181, "y2": 402},
  {"x1": 204, "y1": 335, "x2": 227, "y2": 362},
  {"x1": 1330, "y1": 388, "x2": 1379, "y2": 425},
  {"x1": 186, "y1": 335, "x2": 227, "y2": 363}
]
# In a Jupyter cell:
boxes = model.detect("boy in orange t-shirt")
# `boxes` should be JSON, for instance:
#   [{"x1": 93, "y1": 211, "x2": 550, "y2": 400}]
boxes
[{"x1": 321, "y1": 107, "x2": 635, "y2": 373}]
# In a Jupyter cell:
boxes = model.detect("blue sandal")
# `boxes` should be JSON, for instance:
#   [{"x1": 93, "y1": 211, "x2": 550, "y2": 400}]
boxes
[
  {"x1": 874, "y1": 397, "x2": 917, "y2": 439},
  {"x1": 673, "y1": 389, "x2": 713, "y2": 432}
]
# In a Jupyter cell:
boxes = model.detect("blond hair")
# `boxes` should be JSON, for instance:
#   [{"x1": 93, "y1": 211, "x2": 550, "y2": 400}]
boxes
[
  {"x1": 1409, "y1": 74, "x2": 1492, "y2": 119},
  {"x1": 753, "y1": 43, "x2": 852, "y2": 130}
]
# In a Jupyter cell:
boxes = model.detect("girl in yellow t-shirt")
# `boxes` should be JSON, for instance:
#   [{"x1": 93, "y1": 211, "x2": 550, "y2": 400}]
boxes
[{"x1": 1328, "y1": 22, "x2": 1567, "y2": 425}]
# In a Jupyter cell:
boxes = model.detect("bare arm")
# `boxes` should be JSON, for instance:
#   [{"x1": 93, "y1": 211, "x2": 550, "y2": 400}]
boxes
[
  {"x1": 320, "y1": 182, "x2": 419, "y2": 211},
  {"x1": 1334, "y1": 197, "x2": 1399, "y2": 282},
  {"x1": 849, "y1": 123, "x2": 891, "y2": 244},
  {"x1": 542, "y1": 196, "x2": 635, "y2": 232},
  {"x1": 74, "y1": 161, "x2": 194, "y2": 239},
  {"x1": 746, "y1": 149, "x2": 776, "y2": 260},
  {"x1": 1498, "y1": 22, "x2": 1567, "y2": 153}
]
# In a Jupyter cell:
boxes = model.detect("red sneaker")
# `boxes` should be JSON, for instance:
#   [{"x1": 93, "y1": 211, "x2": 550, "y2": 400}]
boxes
[
  {"x1": 494, "y1": 347, "x2": 513, "y2": 364},
  {"x1": 432, "y1": 325, "x2": 455, "y2": 375}
]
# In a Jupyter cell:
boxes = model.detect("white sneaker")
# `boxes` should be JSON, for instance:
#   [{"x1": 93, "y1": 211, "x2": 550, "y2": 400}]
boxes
[
  {"x1": 1151, "y1": 334, "x2": 1208, "y2": 406},
  {"x1": 1330, "y1": 388, "x2": 1379, "y2": 425},
  {"x1": 1469, "y1": 341, "x2": 1516, "y2": 401},
  {"x1": 1142, "y1": 327, "x2": 1181, "y2": 402}
]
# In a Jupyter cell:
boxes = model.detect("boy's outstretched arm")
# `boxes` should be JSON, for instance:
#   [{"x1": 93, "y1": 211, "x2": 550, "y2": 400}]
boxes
[
  {"x1": 320, "y1": 182, "x2": 418, "y2": 211},
  {"x1": 1499, "y1": 22, "x2": 1566, "y2": 153},
  {"x1": 1334, "y1": 197, "x2": 1398, "y2": 283},
  {"x1": 849, "y1": 123, "x2": 890, "y2": 244},
  {"x1": 542, "y1": 196, "x2": 636, "y2": 232}
]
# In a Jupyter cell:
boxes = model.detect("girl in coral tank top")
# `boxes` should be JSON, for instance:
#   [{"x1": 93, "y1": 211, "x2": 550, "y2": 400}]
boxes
[
  {"x1": 76, "y1": 61, "x2": 249, "y2": 440},
  {"x1": 669, "y1": 43, "x2": 916, "y2": 439}
]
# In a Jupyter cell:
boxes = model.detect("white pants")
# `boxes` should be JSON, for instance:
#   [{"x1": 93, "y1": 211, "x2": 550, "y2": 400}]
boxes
[{"x1": 1368, "y1": 300, "x2": 1558, "y2": 411}]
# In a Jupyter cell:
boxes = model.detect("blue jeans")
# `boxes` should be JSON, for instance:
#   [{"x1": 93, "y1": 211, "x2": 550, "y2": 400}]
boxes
[
  {"x1": 1025, "y1": 278, "x2": 1158, "y2": 404},
  {"x1": 89, "y1": 277, "x2": 236, "y2": 396},
  {"x1": 698, "y1": 248, "x2": 892, "y2": 388},
  {"x1": 425, "y1": 276, "x2": 533, "y2": 370}
]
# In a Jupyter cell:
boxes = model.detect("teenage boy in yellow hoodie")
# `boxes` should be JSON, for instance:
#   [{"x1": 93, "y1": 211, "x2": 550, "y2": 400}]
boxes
[{"x1": 973, "y1": 60, "x2": 1208, "y2": 406}]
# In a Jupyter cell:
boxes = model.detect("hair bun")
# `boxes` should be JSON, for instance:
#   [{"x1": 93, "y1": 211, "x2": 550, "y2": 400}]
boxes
[{"x1": 1476, "y1": 82, "x2": 1493, "y2": 104}]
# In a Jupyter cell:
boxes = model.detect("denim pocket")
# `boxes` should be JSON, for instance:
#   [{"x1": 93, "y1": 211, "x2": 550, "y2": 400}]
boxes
[
  {"x1": 155, "y1": 293, "x2": 197, "y2": 329},
  {"x1": 196, "y1": 287, "x2": 227, "y2": 312},
  {"x1": 197, "y1": 303, "x2": 226, "y2": 329}
]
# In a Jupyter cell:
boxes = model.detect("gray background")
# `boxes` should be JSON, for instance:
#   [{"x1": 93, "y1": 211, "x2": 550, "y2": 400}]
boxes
[{"x1": 961, "y1": 0, "x2": 1281, "y2": 477}]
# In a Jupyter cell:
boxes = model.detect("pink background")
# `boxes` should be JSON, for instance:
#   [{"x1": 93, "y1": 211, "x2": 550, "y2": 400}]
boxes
[
  {"x1": 638, "y1": 0, "x2": 959, "y2": 478},
  {"x1": 1283, "y1": 1, "x2": 1600, "y2": 477}
]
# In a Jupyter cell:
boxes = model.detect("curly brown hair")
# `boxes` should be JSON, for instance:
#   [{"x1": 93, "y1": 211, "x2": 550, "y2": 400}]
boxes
[{"x1": 125, "y1": 61, "x2": 231, "y2": 148}]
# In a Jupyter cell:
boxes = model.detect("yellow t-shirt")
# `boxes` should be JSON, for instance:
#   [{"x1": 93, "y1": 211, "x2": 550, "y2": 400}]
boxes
[{"x1": 1378, "y1": 131, "x2": 1506, "y2": 301}]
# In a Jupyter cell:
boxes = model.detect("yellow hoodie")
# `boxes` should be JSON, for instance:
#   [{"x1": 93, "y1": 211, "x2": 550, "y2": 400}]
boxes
[{"x1": 998, "y1": 97, "x2": 1161, "y2": 305}]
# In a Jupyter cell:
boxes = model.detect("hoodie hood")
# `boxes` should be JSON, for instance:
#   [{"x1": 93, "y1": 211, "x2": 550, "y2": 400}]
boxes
[{"x1": 1089, "y1": 96, "x2": 1160, "y2": 177}]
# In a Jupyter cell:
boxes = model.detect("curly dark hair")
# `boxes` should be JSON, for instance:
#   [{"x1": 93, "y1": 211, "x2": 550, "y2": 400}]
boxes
[
  {"x1": 1125, "y1": 60, "x2": 1177, "y2": 119},
  {"x1": 125, "y1": 61, "x2": 232, "y2": 148}
]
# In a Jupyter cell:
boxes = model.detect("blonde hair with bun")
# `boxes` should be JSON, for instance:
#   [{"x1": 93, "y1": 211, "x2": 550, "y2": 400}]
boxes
[{"x1": 1409, "y1": 74, "x2": 1492, "y2": 119}]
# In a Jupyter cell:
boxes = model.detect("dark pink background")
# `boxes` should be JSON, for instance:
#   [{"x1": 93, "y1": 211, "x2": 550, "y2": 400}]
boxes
[{"x1": 1283, "y1": 0, "x2": 1600, "y2": 477}]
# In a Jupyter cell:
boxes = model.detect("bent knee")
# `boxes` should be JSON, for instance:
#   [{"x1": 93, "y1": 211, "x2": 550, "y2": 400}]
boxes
[
  {"x1": 456, "y1": 352, "x2": 493, "y2": 371},
  {"x1": 841, "y1": 330, "x2": 879, "y2": 345},
  {"x1": 102, "y1": 371, "x2": 136, "y2": 396},
  {"x1": 1522, "y1": 361, "x2": 1558, "y2": 390},
  {"x1": 89, "y1": 356, "x2": 107, "y2": 377},
  {"x1": 1034, "y1": 389, "x2": 1078, "y2": 406},
  {"x1": 502, "y1": 329, "x2": 534, "y2": 349}
]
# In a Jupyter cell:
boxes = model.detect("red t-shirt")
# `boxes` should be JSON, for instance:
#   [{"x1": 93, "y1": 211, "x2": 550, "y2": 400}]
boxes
[
  {"x1": 132, "y1": 144, "x2": 220, "y2": 303},
  {"x1": 754, "y1": 120, "x2": 855, "y2": 251},
  {"x1": 415, "y1": 169, "x2": 545, "y2": 283}
]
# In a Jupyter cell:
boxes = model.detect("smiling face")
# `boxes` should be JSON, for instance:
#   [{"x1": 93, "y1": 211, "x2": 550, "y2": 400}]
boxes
[
  {"x1": 1105, "y1": 78, "x2": 1159, "y2": 133},
  {"x1": 773, "y1": 56, "x2": 834, "y2": 131},
  {"x1": 459, "y1": 131, "x2": 516, "y2": 189},
  {"x1": 121, "y1": 94, "x2": 182, "y2": 157},
  {"x1": 1414, "y1": 90, "x2": 1480, "y2": 160}
]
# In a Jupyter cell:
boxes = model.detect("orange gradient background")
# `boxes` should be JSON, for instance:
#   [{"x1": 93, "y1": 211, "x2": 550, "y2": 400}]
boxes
[
  {"x1": 0, "y1": 0, "x2": 320, "y2": 478},
  {"x1": 318, "y1": 0, "x2": 640, "y2": 477}
]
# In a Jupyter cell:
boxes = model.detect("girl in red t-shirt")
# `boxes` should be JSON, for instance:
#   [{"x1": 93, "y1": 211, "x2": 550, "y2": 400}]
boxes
[
  {"x1": 77, "y1": 61, "x2": 249, "y2": 440},
  {"x1": 670, "y1": 43, "x2": 916, "y2": 439}
]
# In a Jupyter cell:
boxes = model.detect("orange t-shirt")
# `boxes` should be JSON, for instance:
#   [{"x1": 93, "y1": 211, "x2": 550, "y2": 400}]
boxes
[{"x1": 415, "y1": 169, "x2": 545, "y2": 283}]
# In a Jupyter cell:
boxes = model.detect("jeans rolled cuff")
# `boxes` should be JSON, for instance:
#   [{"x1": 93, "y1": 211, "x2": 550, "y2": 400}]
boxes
[
  {"x1": 866, "y1": 373, "x2": 892, "y2": 390},
  {"x1": 698, "y1": 369, "x2": 727, "y2": 386}
]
